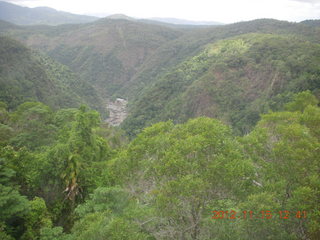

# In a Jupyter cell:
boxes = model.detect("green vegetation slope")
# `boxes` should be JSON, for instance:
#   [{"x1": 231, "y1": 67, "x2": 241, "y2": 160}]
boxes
[
  {"x1": 1, "y1": 18, "x2": 184, "y2": 98},
  {"x1": 123, "y1": 33, "x2": 320, "y2": 135},
  {"x1": 2, "y1": 18, "x2": 319, "y2": 102},
  {"x1": 114, "y1": 19, "x2": 320, "y2": 102},
  {"x1": 0, "y1": 36, "x2": 105, "y2": 114}
]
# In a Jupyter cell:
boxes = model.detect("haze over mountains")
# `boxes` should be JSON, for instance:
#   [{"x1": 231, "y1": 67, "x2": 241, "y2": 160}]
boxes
[
  {"x1": 0, "y1": 1, "x2": 224, "y2": 26},
  {"x1": 0, "y1": 1, "x2": 98, "y2": 25}
]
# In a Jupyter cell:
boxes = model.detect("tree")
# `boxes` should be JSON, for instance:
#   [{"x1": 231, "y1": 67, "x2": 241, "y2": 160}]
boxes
[
  {"x1": 33, "y1": 105, "x2": 112, "y2": 230},
  {"x1": 112, "y1": 118, "x2": 254, "y2": 239},
  {"x1": 9, "y1": 102, "x2": 56, "y2": 150},
  {"x1": 241, "y1": 92, "x2": 320, "y2": 240},
  {"x1": 21, "y1": 197, "x2": 52, "y2": 240},
  {"x1": 69, "y1": 187, "x2": 151, "y2": 240},
  {"x1": 0, "y1": 101, "x2": 9, "y2": 124},
  {"x1": 0, "y1": 158, "x2": 29, "y2": 239},
  {"x1": 285, "y1": 90, "x2": 318, "y2": 113},
  {"x1": 59, "y1": 105, "x2": 109, "y2": 202}
]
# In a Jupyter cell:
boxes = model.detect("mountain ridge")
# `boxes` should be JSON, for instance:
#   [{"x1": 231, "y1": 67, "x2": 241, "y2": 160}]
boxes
[
  {"x1": 150, "y1": 17, "x2": 224, "y2": 26},
  {"x1": 0, "y1": 1, "x2": 98, "y2": 25}
]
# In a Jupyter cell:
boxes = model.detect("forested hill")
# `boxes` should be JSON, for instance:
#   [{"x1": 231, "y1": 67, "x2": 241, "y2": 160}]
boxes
[
  {"x1": 300, "y1": 19, "x2": 320, "y2": 27},
  {"x1": 1, "y1": 17, "x2": 320, "y2": 134},
  {"x1": 0, "y1": 1, "x2": 98, "y2": 25},
  {"x1": 122, "y1": 33, "x2": 320, "y2": 135},
  {"x1": 2, "y1": 18, "x2": 319, "y2": 101},
  {"x1": 0, "y1": 36, "x2": 105, "y2": 114},
  {"x1": 0, "y1": 18, "x2": 184, "y2": 98},
  {"x1": 118, "y1": 18, "x2": 320, "y2": 100}
]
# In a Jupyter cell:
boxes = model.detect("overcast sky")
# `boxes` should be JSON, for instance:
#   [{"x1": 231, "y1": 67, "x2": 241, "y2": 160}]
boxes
[{"x1": 4, "y1": 0, "x2": 320, "y2": 23}]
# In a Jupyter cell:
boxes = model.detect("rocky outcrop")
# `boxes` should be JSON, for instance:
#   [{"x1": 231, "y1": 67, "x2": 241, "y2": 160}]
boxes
[{"x1": 106, "y1": 98, "x2": 128, "y2": 126}]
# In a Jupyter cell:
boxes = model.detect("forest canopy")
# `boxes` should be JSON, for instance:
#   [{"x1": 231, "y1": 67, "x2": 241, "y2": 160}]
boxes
[{"x1": 0, "y1": 91, "x2": 319, "y2": 240}]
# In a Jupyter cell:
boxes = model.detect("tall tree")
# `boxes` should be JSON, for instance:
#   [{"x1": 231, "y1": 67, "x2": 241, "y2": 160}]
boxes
[
  {"x1": 241, "y1": 91, "x2": 320, "y2": 240},
  {"x1": 112, "y1": 118, "x2": 254, "y2": 239},
  {"x1": 0, "y1": 157, "x2": 29, "y2": 239}
]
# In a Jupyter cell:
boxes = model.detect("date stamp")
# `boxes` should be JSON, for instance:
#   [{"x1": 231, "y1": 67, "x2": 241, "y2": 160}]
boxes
[{"x1": 211, "y1": 210, "x2": 307, "y2": 220}]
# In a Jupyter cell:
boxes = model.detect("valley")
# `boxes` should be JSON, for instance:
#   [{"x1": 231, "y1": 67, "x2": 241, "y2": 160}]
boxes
[
  {"x1": 2, "y1": 17, "x2": 319, "y2": 136},
  {"x1": 0, "y1": 1, "x2": 320, "y2": 239}
]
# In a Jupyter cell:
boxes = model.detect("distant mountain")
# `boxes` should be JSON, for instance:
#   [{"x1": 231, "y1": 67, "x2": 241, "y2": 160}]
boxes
[
  {"x1": 300, "y1": 19, "x2": 320, "y2": 27},
  {"x1": 106, "y1": 14, "x2": 136, "y2": 21},
  {"x1": 0, "y1": 36, "x2": 105, "y2": 114},
  {"x1": 150, "y1": 17, "x2": 223, "y2": 26},
  {"x1": 102, "y1": 14, "x2": 223, "y2": 28},
  {"x1": 0, "y1": 1, "x2": 98, "y2": 25}
]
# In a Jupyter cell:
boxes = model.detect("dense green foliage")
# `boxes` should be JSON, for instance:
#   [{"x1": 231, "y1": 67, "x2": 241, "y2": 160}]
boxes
[
  {"x1": 123, "y1": 33, "x2": 320, "y2": 136},
  {"x1": 6, "y1": 16, "x2": 320, "y2": 103},
  {"x1": 0, "y1": 36, "x2": 105, "y2": 115},
  {"x1": 1, "y1": 18, "x2": 183, "y2": 98},
  {"x1": 1, "y1": 92, "x2": 319, "y2": 239},
  {"x1": 117, "y1": 18, "x2": 320, "y2": 100},
  {"x1": 0, "y1": 102, "x2": 125, "y2": 238}
]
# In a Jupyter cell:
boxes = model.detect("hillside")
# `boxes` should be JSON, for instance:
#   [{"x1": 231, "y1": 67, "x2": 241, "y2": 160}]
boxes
[
  {"x1": 1, "y1": 18, "x2": 320, "y2": 129},
  {"x1": 0, "y1": 1, "x2": 98, "y2": 25},
  {"x1": 1, "y1": 18, "x2": 184, "y2": 98},
  {"x1": 2, "y1": 18, "x2": 319, "y2": 102},
  {"x1": 122, "y1": 33, "x2": 320, "y2": 135},
  {"x1": 116, "y1": 19, "x2": 320, "y2": 99},
  {"x1": 0, "y1": 36, "x2": 105, "y2": 113},
  {"x1": 301, "y1": 19, "x2": 320, "y2": 27}
]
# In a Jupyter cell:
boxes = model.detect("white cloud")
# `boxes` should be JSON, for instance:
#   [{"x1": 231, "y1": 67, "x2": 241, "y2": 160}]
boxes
[
  {"x1": 289, "y1": 0, "x2": 320, "y2": 3},
  {"x1": 3, "y1": 0, "x2": 320, "y2": 23}
]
